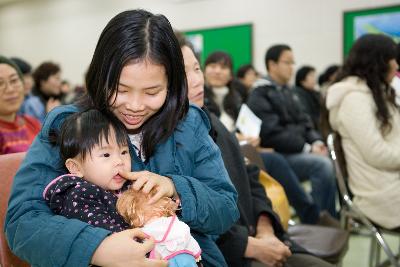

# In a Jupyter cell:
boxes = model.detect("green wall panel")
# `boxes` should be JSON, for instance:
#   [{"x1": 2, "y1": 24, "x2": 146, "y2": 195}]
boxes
[{"x1": 184, "y1": 24, "x2": 252, "y2": 73}]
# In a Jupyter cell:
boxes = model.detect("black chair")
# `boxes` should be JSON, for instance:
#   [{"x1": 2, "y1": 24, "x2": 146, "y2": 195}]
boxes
[
  {"x1": 327, "y1": 132, "x2": 400, "y2": 267},
  {"x1": 240, "y1": 143, "x2": 349, "y2": 265}
]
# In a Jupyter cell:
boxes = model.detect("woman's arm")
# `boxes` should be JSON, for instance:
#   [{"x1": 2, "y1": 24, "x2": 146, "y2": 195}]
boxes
[
  {"x1": 167, "y1": 106, "x2": 239, "y2": 235},
  {"x1": 91, "y1": 229, "x2": 167, "y2": 267},
  {"x1": 5, "y1": 106, "x2": 164, "y2": 267}
]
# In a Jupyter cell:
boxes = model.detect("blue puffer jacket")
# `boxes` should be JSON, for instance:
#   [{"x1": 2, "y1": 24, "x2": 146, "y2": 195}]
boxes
[{"x1": 5, "y1": 104, "x2": 239, "y2": 267}]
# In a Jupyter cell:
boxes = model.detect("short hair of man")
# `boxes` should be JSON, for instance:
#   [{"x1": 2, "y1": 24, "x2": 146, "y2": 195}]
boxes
[{"x1": 265, "y1": 44, "x2": 291, "y2": 71}]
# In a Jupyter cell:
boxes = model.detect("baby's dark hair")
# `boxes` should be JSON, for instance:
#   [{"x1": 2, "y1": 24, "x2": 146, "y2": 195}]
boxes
[{"x1": 59, "y1": 109, "x2": 128, "y2": 163}]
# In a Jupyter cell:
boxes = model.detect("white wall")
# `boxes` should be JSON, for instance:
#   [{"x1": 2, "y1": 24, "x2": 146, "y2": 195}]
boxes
[{"x1": 0, "y1": 0, "x2": 398, "y2": 85}]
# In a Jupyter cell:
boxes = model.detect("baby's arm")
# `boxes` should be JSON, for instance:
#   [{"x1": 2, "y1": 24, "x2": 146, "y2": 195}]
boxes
[{"x1": 45, "y1": 178, "x2": 130, "y2": 232}]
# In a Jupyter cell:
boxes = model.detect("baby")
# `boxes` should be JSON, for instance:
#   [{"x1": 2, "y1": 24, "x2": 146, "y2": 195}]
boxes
[{"x1": 43, "y1": 109, "x2": 132, "y2": 231}]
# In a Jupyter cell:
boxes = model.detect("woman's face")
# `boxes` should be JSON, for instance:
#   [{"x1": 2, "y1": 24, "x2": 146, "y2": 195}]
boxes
[
  {"x1": 204, "y1": 61, "x2": 231, "y2": 88},
  {"x1": 181, "y1": 46, "x2": 204, "y2": 107},
  {"x1": 301, "y1": 70, "x2": 316, "y2": 90},
  {"x1": 23, "y1": 74, "x2": 34, "y2": 95},
  {"x1": 241, "y1": 69, "x2": 257, "y2": 89},
  {"x1": 110, "y1": 60, "x2": 168, "y2": 134},
  {"x1": 0, "y1": 64, "x2": 24, "y2": 121},
  {"x1": 387, "y1": 59, "x2": 399, "y2": 83},
  {"x1": 41, "y1": 72, "x2": 62, "y2": 96}
]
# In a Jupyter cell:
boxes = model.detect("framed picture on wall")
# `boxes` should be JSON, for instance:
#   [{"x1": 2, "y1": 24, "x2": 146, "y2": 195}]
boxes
[
  {"x1": 184, "y1": 24, "x2": 252, "y2": 73},
  {"x1": 343, "y1": 4, "x2": 400, "y2": 57}
]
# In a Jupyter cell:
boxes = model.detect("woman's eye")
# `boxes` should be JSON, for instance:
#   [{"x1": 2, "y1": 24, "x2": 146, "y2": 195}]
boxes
[
  {"x1": 103, "y1": 153, "x2": 110, "y2": 157},
  {"x1": 121, "y1": 150, "x2": 128, "y2": 155},
  {"x1": 117, "y1": 89, "x2": 128, "y2": 94},
  {"x1": 146, "y1": 91, "x2": 158, "y2": 96},
  {"x1": 10, "y1": 78, "x2": 20, "y2": 85}
]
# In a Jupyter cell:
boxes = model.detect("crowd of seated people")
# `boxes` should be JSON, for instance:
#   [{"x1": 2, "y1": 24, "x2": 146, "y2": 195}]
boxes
[{"x1": 2, "y1": 10, "x2": 399, "y2": 266}]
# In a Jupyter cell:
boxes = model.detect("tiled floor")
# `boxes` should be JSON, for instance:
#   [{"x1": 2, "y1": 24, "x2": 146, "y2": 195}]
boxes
[{"x1": 342, "y1": 232, "x2": 399, "y2": 267}]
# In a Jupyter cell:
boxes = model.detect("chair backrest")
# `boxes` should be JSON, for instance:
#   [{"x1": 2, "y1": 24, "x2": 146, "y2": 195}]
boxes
[
  {"x1": 239, "y1": 143, "x2": 266, "y2": 171},
  {"x1": 327, "y1": 134, "x2": 400, "y2": 267},
  {"x1": 0, "y1": 152, "x2": 30, "y2": 267},
  {"x1": 326, "y1": 133, "x2": 352, "y2": 203}
]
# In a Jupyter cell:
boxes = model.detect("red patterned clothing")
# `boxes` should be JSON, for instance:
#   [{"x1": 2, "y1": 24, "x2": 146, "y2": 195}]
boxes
[{"x1": 0, "y1": 115, "x2": 41, "y2": 155}]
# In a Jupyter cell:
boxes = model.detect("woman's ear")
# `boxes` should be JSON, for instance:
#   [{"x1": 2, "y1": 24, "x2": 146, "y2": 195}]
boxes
[{"x1": 65, "y1": 158, "x2": 84, "y2": 177}]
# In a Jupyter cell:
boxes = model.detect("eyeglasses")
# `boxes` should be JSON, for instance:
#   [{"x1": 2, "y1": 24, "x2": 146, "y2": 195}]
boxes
[
  {"x1": 0, "y1": 77, "x2": 23, "y2": 93},
  {"x1": 278, "y1": 60, "x2": 295, "y2": 66}
]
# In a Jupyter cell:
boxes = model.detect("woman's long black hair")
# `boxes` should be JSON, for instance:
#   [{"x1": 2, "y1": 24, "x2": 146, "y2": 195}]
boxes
[
  {"x1": 336, "y1": 34, "x2": 397, "y2": 135},
  {"x1": 80, "y1": 9, "x2": 188, "y2": 158},
  {"x1": 203, "y1": 51, "x2": 245, "y2": 120}
]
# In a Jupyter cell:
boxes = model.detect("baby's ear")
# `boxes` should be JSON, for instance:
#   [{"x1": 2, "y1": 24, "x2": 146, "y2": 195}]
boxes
[{"x1": 65, "y1": 158, "x2": 84, "y2": 177}]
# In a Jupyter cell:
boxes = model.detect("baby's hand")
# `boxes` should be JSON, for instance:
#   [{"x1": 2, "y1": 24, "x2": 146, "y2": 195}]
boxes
[
  {"x1": 154, "y1": 251, "x2": 163, "y2": 260},
  {"x1": 119, "y1": 170, "x2": 177, "y2": 204}
]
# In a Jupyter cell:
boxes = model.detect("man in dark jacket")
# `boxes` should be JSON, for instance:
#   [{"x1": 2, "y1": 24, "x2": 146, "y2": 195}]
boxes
[
  {"x1": 247, "y1": 44, "x2": 337, "y2": 218},
  {"x1": 177, "y1": 34, "x2": 334, "y2": 267}
]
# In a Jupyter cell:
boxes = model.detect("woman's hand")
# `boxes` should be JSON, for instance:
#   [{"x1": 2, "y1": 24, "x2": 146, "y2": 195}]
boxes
[
  {"x1": 236, "y1": 133, "x2": 261, "y2": 147},
  {"x1": 119, "y1": 170, "x2": 177, "y2": 204},
  {"x1": 244, "y1": 215, "x2": 291, "y2": 266},
  {"x1": 46, "y1": 97, "x2": 61, "y2": 113},
  {"x1": 91, "y1": 229, "x2": 168, "y2": 267},
  {"x1": 245, "y1": 234, "x2": 291, "y2": 267},
  {"x1": 311, "y1": 142, "x2": 328, "y2": 156}
]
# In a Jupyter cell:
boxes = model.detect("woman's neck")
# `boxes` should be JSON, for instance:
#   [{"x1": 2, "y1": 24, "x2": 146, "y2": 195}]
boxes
[{"x1": 212, "y1": 86, "x2": 229, "y2": 108}]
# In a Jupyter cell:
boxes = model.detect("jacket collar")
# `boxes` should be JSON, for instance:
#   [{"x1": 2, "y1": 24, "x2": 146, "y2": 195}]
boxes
[
  {"x1": 41, "y1": 104, "x2": 79, "y2": 139},
  {"x1": 326, "y1": 76, "x2": 370, "y2": 110}
]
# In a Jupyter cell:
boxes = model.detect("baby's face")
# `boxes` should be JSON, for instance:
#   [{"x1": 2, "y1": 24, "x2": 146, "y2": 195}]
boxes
[{"x1": 80, "y1": 131, "x2": 131, "y2": 191}]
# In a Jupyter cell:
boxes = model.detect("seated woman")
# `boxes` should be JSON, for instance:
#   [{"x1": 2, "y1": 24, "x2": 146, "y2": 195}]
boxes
[
  {"x1": 318, "y1": 65, "x2": 340, "y2": 98},
  {"x1": 0, "y1": 56, "x2": 41, "y2": 154},
  {"x1": 294, "y1": 65, "x2": 321, "y2": 131},
  {"x1": 20, "y1": 61, "x2": 62, "y2": 123},
  {"x1": 203, "y1": 51, "x2": 245, "y2": 132},
  {"x1": 5, "y1": 9, "x2": 238, "y2": 267},
  {"x1": 326, "y1": 34, "x2": 400, "y2": 229},
  {"x1": 236, "y1": 64, "x2": 258, "y2": 99}
]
